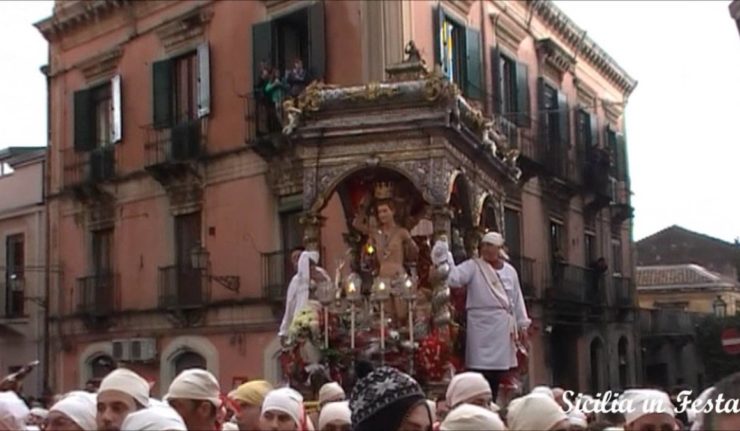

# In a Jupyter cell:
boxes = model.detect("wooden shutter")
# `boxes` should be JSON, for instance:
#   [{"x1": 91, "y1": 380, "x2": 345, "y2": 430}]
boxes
[
  {"x1": 616, "y1": 133, "x2": 627, "y2": 180},
  {"x1": 514, "y1": 61, "x2": 530, "y2": 126},
  {"x1": 111, "y1": 75, "x2": 122, "y2": 143},
  {"x1": 557, "y1": 90, "x2": 570, "y2": 148},
  {"x1": 197, "y1": 43, "x2": 211, "y2": 118},
  {"x1": 308, "y1": 2, "x2": 326, "y2": 81},
  {"x1": 252, "y1": 21, "x2": 273, "y2": 89},
  {"x1": 73, "y1": 89, "x2": 95, "y2": 152},
  {"x1": 464, "y1": 27, "x2": 482, "y2": 100},
  {"x1": 433, "y1": 7, "x2": 443, "y2": 66},
  {"x1": 589, "y1": 112, "x2": 599, "y2": 148},
  {"x1": 491, "y1": 47, "x2": 502, "y2": 115},
  {"x1": 152, "y1": 59, "x2": 173, "y2": 129},
  {"x1": 536, "y1": 77, "x2": 547, "y2": 154}
]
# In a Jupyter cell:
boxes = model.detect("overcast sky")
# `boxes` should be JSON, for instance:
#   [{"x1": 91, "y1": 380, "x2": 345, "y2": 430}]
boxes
[{"x1": 0, "y1": 1, "x2": 737, "y2": 243}]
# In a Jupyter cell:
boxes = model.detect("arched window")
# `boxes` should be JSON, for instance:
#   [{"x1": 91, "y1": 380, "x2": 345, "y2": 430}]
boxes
[
  {"x1": 90, "y1": 355, "x2": 116, "y2": 380},
  {"x1": 618, "y1": 337, "x2": 629, "y2": 389},
  {"x1": 174, "y1": 350, "x2": 207, "y2": 376},
  {"x1": 590, "y1": 338, "x2": 605, "y2": 394}
]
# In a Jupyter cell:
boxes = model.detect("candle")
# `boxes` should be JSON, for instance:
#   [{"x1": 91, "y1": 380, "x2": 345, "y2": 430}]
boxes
[
  {"x1": 348, "y1": 281, "x2": 356, "y2": 294},
  {"x1": 379, "y1": 281, "x2": 386, "y2": 291}
]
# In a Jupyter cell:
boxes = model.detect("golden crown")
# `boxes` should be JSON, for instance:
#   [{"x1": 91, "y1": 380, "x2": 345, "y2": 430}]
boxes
[{"x1": 373, "y1": 182, "x2": 394, "y2": 200}]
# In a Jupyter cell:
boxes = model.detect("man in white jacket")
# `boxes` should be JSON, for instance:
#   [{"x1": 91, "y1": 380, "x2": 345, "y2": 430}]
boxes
[{"x1": 432, "y1": 231, "x2": 530, "y2": 399}]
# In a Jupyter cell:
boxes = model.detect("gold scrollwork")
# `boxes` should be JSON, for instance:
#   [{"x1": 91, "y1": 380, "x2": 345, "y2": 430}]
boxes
[{"x1": 344, "y1": 82, "x2": 400, "y2": 103}]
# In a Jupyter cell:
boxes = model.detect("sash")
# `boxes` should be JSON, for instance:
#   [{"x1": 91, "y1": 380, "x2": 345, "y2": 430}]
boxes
[{"x1": 473, "y1": 259, "x2": 521, "y2": 357}]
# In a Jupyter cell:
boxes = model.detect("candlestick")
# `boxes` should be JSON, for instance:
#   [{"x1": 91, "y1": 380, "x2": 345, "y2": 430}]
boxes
[
  {"x1": 380, "y1": 301, "x2": 386, "y2": 363},
  {"x1": 350, "y1": 302, "x2": 356, "y2": 350}
]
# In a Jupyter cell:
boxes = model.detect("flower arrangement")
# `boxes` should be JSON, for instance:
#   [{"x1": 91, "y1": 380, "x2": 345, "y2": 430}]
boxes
[{"x1": 288, "y1": 301, "x2": 322, "y2": 345}]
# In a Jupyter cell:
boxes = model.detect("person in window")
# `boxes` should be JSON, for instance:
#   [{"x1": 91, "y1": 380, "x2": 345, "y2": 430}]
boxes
[
  {"x1": 285, "y1": 58, "x2": 308, "y2": 99},
  {"x1": 264, "y1": 68, "x2": 286, "y2": 131}
]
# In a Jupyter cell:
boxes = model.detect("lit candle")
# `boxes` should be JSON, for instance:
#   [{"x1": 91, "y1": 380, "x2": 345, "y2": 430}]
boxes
[
  {"x1": 379, "y1": 281, "x2": 386, "y2": 291},
  {"x1": 348, "y1": 282, "x2": 356, "y2": 294}
]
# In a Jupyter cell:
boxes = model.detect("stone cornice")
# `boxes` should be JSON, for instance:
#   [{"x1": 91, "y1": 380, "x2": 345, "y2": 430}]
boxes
[
  {"x1": 533, "y1": 0, "x2": 637, "y2": 96},
  {"x1": 536, "y1": 38, "x2": 575, "y2": 75},
  {"x1": 77, "y1": 47, "x2": 123, "y2": 82},
  {"x1": 490, "y1": 11, "x2": 528, "y2": 52},
  {"x1": 35, "y1": 0, "x2": 125, "y2": 42},
  {"x1": 154, "y1": 5, "x2": 214, "y2": 52},
  {"x1": 574, "y1": 77, "x2": 597, "y2": 110}
]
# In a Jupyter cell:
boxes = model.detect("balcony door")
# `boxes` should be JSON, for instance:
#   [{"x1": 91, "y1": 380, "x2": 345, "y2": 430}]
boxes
[
  {"x1": 175, "y1": 212, "x2": 202, "y2": 307},
  {"x1": 5, "y1": 234, "x2": 24, "y2": 318},
  {"x1": 91, "y1": 229, "x2": 114, "y2": 311}
]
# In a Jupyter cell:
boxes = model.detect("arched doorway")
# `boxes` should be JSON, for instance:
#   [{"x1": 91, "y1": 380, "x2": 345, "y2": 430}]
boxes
[
  {"x1": 590, "y1": 338, "x2": 605, "y2": 394},
  {"x1": 618, "y1": 337, "x2": 629, "y2": 389},
  {"x1": 90, "y1": 355, "x2": 116, "y2": 380},
  {"x1": 173, "y1": 350, "x2": 207, "y2": 376}
]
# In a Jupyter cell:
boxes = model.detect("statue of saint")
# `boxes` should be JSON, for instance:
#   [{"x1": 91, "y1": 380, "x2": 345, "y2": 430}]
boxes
[{"x1": 352, "y1": 182, "x2": 419, "y2": 326}]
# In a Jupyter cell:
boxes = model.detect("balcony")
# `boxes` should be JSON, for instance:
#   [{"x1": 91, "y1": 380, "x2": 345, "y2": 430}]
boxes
[
  {"x1": 158, "y1": 265, "x2": 209, "y2": 310},
  {"x1": 610, "y1": 180, "x2": 634, "y2": 224},
  {"x1": 509, "y1": 254, "x2": 538, "y2": 299},
  {"x1": 144, "y1": 119, "x2": 204, "y2": 184},
  {"x1": 612, "y1": 276, "x2": 634, "y2": 308},
  {"x1": 497, "y1": 116, "x2": 541, "y2": 181},
  {"x1": 262, "y1": 250, "x2": 291, "y2": 301},
  {"x1": 582, "y1": 148, "x2": 611, "y2": 196},
  {"x1": 640, "y1": 308, "x2": 700, "y2": 337},
  {"x1": 244, "y1": 91, "x2": 288, "y2": 160},
  {"x1": 77, "y1": 273, "x2": 119, "y2": 324},
  {"x1": 1, "y1": 280, "x2": 25, "y2": 320},
  {"x1": 547, "y1": 263, "x2": 604, "y2": 305},
  {"x1": 62, "y1": 146, "x2": 116, "y2": 191}
]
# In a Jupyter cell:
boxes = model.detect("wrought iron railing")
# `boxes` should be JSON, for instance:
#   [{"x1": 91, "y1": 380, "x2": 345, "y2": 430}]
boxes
[
  {"x1": 145, "y1": 119, "x2": 204, "y2": 167},
  {"x1": 613, "y1": 276, "x2": 634, "y2": 308},
  {"x1": 509, "y1": 254, "x2": 537, "y2": 298},
  {"x1": 262, "y1": 250, "x2": 290, "y2": 301},
  {"x1": 62, "y1": 146, "x2": 116, "y2": 188},
  {"x1": 582, "y1": 148, "x2": 611, "y2": 197},
  {"x1": 547, "y1": 263, "x2": 604, "y2": 305},
  {"x1": 77, "y1": 272, "x2": 119, "y2": 315},
  {"x1": 640, "y1": 308, "x2": 699, "y2": 336},
  {"x1": 158, "y1": 265, "x2": 209, "y2": 309}
]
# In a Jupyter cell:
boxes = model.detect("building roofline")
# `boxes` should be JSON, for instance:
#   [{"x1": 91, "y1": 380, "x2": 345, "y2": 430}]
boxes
[
  {"x1": 0, "y1": 147, "x2": 46, "y2": 167},
  {"x1": 533, "y1": 0, "x2": 638, "y2": 96},
  {"x1": 637, "y1": 224, "x2": 739, "y2": 249}
]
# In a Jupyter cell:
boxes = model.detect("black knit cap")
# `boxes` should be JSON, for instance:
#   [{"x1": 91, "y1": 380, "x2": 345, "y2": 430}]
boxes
[{"x1": 349, "y1": 366, "x2": 428, "y2": 431}]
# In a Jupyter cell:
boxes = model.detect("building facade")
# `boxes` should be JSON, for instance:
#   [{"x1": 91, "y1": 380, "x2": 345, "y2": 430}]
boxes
[
  {"x1": 0, "y1": 147, "x2": 47, "y2": 397},
  {"x1": 731, "y1": 0, "x2": 740, "y2": 36},
  {"x1": 37, "y1": 0, "x2": 637, "y2": 395}
]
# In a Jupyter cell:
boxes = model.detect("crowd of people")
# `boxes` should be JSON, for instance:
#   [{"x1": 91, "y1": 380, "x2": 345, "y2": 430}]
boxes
[
  {"x1": 1, "y1": 362, "x2": 739, "y2": 431},
  {"x1": 255, "y1": 57, "x2": 309, "y2": 133}
]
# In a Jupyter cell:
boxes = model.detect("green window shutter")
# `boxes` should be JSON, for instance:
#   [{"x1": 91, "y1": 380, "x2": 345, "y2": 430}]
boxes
[
  {"x1": 308, "y1": 1, "x2": 326, "y2": 81},
  {"x1": 590, "y1": 112, "x2": 599, "y2": 148},
  {"x1": 252, "y1": 21, "x2": 273, "y2": 89},
  {"x1": 514, "y1": 61, "x2": 530, "y2": 127},
  {"x1": 557, "y1": 90, "x2": 570, "y2": 148},
  {"x1": 433, "y1": 7, "x2": 443, "y2": 66},
  {"x1": 536, "y1": 77, "x2": 547, "y2": 155},
  {"x1": 464, "y1": 27, "x2": 482, "y2": 100},
  {"x1": 152, "y1": 59, "x2": 173, "y2": 129},
  {"x1": 73, "y1": 88, "x2": 94, "y2": 152},
  {"x1": 616, "y1": 133, "x2": 627, "y2": 181},
  {"x1": 491, "y1": 47, "x2": 502, "y2": 115}
]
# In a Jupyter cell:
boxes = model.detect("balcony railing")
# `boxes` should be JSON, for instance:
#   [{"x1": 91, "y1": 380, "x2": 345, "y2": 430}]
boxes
[
  {"x1": 640, "y1": 308, "x2": 700, "y2": 336},
  {"x1": 62, "y1": 146, "x2": 116, "y2": 188},
  {"x1": 547, "y1": 263, "x2": 604, "y2": 305},
  {"x1": 582, "y1": 148, "x2": 611, "y2": 197},
  {"x1": 145, "y1": 119, "x2": 204, "y2": 167},
  {"x1": 509, "y1": 254, "x2": 537, "y2": 298},
  {"x1": 262, "y1": 250, "x2": 290, "y2": 301},
  {"x1": 77, "y1": 272, "x2": 119, "y2": 315},
  {"x1": 613, "y1": 276, "x2": 634, "y2": 308},
  {"x1": 158, "y1": 265, "x2": 209, "y2": 309},
  {"x1": 244, "y1": 91, "x2": 288, "y2": 158}
]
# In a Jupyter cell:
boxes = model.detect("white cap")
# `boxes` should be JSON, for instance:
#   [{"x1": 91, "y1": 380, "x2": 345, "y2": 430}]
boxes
[
  {"x1": 318, "y1": 401, "x2": 351, "y2": 430},
  {"x1": 568, "y1": 409, "x2": 588, "y2": 429},
  {"x1": 318, "y1": 382, "x2": 345, "y2": 406},
  {"x1": 165, "y1": 369, "x2": 221, "y2": 407},
  {"x1": 0, "y1": 391, "x2": 30, "y2": 431},
  {"x1": 29, "y1": 407, "x2": 49, "y2": 419},
  {"x1": 446, "y1": 372, "x2": 492, "y2": 408},
  {"x1": 619, "y1": 389, "x2": 675, "y2": 425},
  {"x1": 50, "y1": 391, "x2": 97, "y2": 431},
  {"x1": 480, "y1": 232, "x2": 505, "y2": 247},
  {"x1": 507, "y1": 394, "x2": 568, "y2": 431},
  {"x1": 441, "y1": 403, "x2": 505, "y2": 431},
  {"x1": 426, "y1": 400, "x2": 437, "y2": 420},
  {"x1": 99, "y1": 368, "x2": 150, "y2": 408},
  {"x1": 120, "y1": 405, "x2": 187, "y2": 431},
  {"x1": 262, "y1": 388, "x2": 304, "y2": 428},
  {"x1": 530, "y1": 386, "x2": 555, "y2": 399}
]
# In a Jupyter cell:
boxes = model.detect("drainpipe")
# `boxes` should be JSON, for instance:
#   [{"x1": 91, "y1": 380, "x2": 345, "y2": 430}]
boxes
[{"x1": 40, "y1": 61, "x2": 51, "y2": 396}]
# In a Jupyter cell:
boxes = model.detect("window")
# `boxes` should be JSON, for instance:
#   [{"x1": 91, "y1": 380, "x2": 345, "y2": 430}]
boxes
[
  {"x1": 538, "y1": 79, "x2": 570, "y2": 177},
  {"x1": 174, "y1": 351, "x2": 206, "y2": 376},
  {"x1": 433, "y1": 8, "x2": 482, "y2": 99},
  {"x1": 90, "y1": 355, "x2": 116, "y2": 379},
  {"x1": 152, "y1": 44, "x2": 210, "y2": 129},
  {"x1": 493, "y1": 51, "x2": 530, "y2": 126},
  {"x1": 576, "y1": 109, "x2": 598, "y2": 161},
  {"x1": 74, "y1": 76, "x2": 122, "y2": 151},
  {"x1": 504, "y1": 208, "x2": 522, "y2": 258},
  {"x1": 605, "y1": 126, "x2": 628, "y2": 181},
  {"x1": 5, "y1": 234, "x2": 24, "y2": 318},
  {"x1": 585, "y1": 232, "x2": 597, "y2": 266},
  {"x1": 612, "y1": 237, "x2": 622, "y2": 275},
  {"x1": 550, "y1": 220, "x2": 565, "y2": 262},
  {"x1": 92, "y1": 229, "x2": 113, "y2": 275},
  {"x1": 252, "y1": 3, "x2": 325, "y2": 89},
  {"x1": 173, "y1": 212, "x2": 202, "y2": 306}
]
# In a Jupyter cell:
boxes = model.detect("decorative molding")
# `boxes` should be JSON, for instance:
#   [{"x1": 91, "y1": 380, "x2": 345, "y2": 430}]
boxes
[
  {"x1": 442, "y1": 0, "x2": 475, "y2": 19},
  {"x1": 35, "y1": 0, "x2": 124, "y2": 42},
  {"x1": 166, "y1": 181, "x2": 203, "y2": 216},
  {"x1": 154, "y1": 6, "x2": 213, "y2": 52},
  {"x1": 532, "y1": 0, "x2": 637, "y2": 96},
  {"x1": 602, "y1": 99, "x2": 624, "y2": 125},
  {"x1": 536, "y1": 38, "x2": 575, "y2": 76},
  {"x1": 491, "y1": 12, "x2": 528, "y2": 53},
  {"x1": 574, "y1": 77, "x2": 597, "y2": 111},
  {"x1": 87, "y1": 202, "x2": 116, "y2": 231},
  {"x1": 77, "y1": 47, "x2": 123, "y2": 82}
]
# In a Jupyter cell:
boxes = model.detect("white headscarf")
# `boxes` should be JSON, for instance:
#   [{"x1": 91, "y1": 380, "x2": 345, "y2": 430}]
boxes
[
  {"x1": 120, "y1": 405, "x2": 187, "y2": 431},
  {"x1": 619, "y1": 389, "x2": 675, "y2": 426},
  {"x1": 0, "y1": 391, "x2": 29, "y2": 431},
  {"x1": 440, "y1": 403, "x2": 505, "y2": 431},
  {"x1": 165, "y1": 369, "x2": 221, "y2": 407},
  {"x1": 318, "y1": 401, "x2": 351, "y2": 430},
  {"x1": 99, "y1": 368, "x2": 150, "y2": 407},
  {"x1": 507, "y1": 394, "x2": 568, "y2": 431},
  {"x1": 297, "y1": 251, "x2": 320, "y2": 282},
  {"x1": 318, "y1": 382, "x2": 345, "y2": 406},
  {"x1": 262, "y1": 388, "x2": 304, "y2": 429},
  {"x1": 50, "y1": 391, "x2": 97, "y2": 431},
  {"x1": 568, "y1": 409, "x2": 588, "y2": 429},
  {"x1": 28, "y1": 407, "x2": 48, "y2": 420},
  {"x1": 445, "y1": 372, "x2": 492, "y2": 408}
]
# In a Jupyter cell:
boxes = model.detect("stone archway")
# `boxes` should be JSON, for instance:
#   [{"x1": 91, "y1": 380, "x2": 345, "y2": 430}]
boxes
[
  {"x1": 590, "y1": 337, "x2": 606, "y2": 394},
  {"x1": 78, "y1": 342, "x2": 116, "y2": 387},
  {"x1": 159, "y1": 336, "x2": 219, "y2": 395}
]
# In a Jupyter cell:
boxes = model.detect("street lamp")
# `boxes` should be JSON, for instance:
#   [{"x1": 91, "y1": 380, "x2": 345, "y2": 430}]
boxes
[
  {"x1": 190, "y1": 244, "x2": 240, "y2": 293},
  {"x1": 713, "y1": 295, "x2": 727, "y2": 318}
]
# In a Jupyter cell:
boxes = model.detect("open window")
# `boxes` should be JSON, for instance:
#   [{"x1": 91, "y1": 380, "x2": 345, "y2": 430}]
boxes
[
  {"x1": 74, "y1": 76, "x2": 122, "y2": 151},
  {"x1": 4, "y1": 234, "x2": 24, "y2": 318},
  {"x1": 152, "y1": 43, "x2": 210, "y2": 129},
  {"x1": 251, "y1": 3, "x2": 325, "y2": 89},
  {"x1": 492, "y1": 49, "x2": 529, "y2": 126},
  {"x1": 605, "y1": 126, "x2": 627, "y2": 182},
  {"x1": 433, "y1": 7, "x2": 481, "y2": 100}
]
